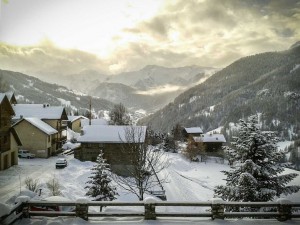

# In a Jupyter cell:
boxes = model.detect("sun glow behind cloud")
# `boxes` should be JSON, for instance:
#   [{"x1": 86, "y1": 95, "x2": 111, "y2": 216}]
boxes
[
  {"x1": 0, "y1": 0, "x2": 299, "y2": 75},
  {"x1": 0, "y1": 0, "x2": 163, "y2": 57}
]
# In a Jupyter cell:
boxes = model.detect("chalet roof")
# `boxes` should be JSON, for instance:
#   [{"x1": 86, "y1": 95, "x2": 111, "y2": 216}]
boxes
[
  {"x1": 68, "y1": 115, "x2": 88, "y2": 123},
  {"x1": 13, "y1": 117, "x2": 58, "y2": 135},
  {"x1": 77, "y1": 125, "x2": 147, "y2": 143},
  {"x1": 184, "y1": 127, "x2": 203, "y2": 134},
  {"x1": 193, "y1": 133, "x2": 226, "y2": 143},
  {"x1": 5, "y1": 91, "x2": 16, "y2": 103},
  {"x1": 0, "y1": 93, "x2": 15, "y2": 115},
  {"x1": 0, "y1": 93, "x2": 6, "y2": 102},
  {"x1": 12, "y1": 104, "x2": 66, "y2": 120},
  {"x1": 80, "y1": 118, "x2": 109, "y2": 126}
]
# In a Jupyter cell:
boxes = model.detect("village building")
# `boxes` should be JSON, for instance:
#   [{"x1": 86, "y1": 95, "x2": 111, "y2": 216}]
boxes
[
  {"x1": 0, "y1": 94, "x2": 18, "y2": 171},
  {"x1": 183, "y1": 127, "x2": 203, "y2": 139},
  {"x1": 76, "y1": 125, "x2": 147, "y2": 176},
  {"x1": 193, "y1": 133, "x2": 226, "y2": 152},
  {"x1": 5, "y1": 92, "x2": 17, "y2": 104},
  {"x1": 12, "y1": 118, "x2": 58, "y2": 158},
  {"x1": 12, "y1": 104, "x2": 68, "y2": 152},
  {"x1": 67, "y1": 115, "x2": 88, "y2": 133}
]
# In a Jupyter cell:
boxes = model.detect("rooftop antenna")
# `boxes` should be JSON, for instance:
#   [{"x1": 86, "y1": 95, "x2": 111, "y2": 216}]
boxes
[{"x1": 89, "y1": 96, "x2": 92, "y2": 125}]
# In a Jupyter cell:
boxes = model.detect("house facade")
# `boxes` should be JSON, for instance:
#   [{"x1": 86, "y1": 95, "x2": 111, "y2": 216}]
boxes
[
  {"x1": 12, "y1": 118, "x2": 58, "y2": 158},
  {"x1": 12, "y1": 104, "x2": 68, "y2": 153},
  {"x1": 76, "y1": 125, "x2": 147, "y2": 176},
  {"x1": 67, "y1": 116, "x2": 88, "y2": 133},
  {"x1": 0, "y1": 94, "x2": 18, "y2": 171},
  {"x1": 193, "y1": 133, "x2": 226, "y2": 152}
]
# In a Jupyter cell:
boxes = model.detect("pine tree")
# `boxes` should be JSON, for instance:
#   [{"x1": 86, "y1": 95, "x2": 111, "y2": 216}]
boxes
[
  {"x1": 214, "y1": 115, "x2": 300, "y2": 206},
  {"x1": 85, "y1": 151, "x2": 118, "y2": 211}
]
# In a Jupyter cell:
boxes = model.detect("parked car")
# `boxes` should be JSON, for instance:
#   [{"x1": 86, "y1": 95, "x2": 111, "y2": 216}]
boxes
[
  {"x1": 18, "y1": 150, "x2": 35, "y2": 159},
  {"x1": 56, "y1": 158, "x2": 68, "y2": 169}
]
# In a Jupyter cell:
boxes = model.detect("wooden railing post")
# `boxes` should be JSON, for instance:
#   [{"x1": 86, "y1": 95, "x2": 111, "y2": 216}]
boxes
[
  {"x1": 144, "y1": 197, "x2": 157, "y2": 220},
  {"x1": 76, "y1": 198, "x2": 89, "y2": 221},
  {"x1": 211, "y1": 198, "x2": 224, "y2": 220},
  {"x1": 277, "y1": 198, "x2": 292, "y2": 221},
  {"x1": 15, "y1": 196, "x2": 31, "y2": 218}
]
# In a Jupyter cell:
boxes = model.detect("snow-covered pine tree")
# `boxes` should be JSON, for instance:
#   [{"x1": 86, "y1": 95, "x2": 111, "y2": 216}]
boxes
[
  {"x1": 214, "y1": 115, "x2": 300, "y2": 205},
  {"x1": 85, "y1": 150, "x2": 118, "y2": 211}
]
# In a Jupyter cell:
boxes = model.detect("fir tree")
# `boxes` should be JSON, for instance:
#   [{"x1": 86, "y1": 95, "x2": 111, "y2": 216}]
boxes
[
  {"x1": 85, "y1": 151, "x2": 118, "y2": 211},
  {"x1": 214, "y1": 115, "x2": 300, "y2": 205}
]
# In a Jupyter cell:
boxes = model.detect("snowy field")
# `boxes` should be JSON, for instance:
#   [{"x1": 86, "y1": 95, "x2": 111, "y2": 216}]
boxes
[{"x1": 0, "y1": 151, "x2": 300, "y2": 225}]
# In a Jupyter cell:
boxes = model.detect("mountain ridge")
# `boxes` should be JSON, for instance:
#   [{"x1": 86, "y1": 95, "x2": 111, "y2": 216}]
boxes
[
  {"x1": 138, "y1": 45, "x2": 300, "y2": 141},
  {"x1": 0, "y1": 69, "x2": 115, "y2": 117}
]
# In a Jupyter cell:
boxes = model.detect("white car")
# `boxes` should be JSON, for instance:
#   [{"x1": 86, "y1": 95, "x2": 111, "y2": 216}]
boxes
[
  {"x1": 56, "y1": 158, "x2": 68, "y2": 169},
  {"x1": 18, "y1": 150, "x2": 35, "y2": 159}
]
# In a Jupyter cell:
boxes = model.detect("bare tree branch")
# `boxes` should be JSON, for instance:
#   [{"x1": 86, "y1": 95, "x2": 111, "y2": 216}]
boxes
[{"x1": 113, "y1": 126, "x2": 168, "y2": 200}]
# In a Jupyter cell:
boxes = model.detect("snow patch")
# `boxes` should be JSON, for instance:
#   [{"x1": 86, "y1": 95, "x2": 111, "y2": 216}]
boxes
[
  {"x1": 272, "y1": 119, "x2": 280, "y2": 126},
  {"x1": 57, "y1": 98, "x2": 71, "y2": 106},
  {"x1": 144, "y1": 196, "x2": 157, "y2": 203},
  {"x1": 0, "y1": 203, "x2": 10, "y2": 217},
  {"x1": 290, "y1": 64, "x2": 300, "y2": 73},
  {"x1": 189, "y1": 96, "x2": 200, "y2": 103},
  {"x1": 179, "y1": 103, "x2": 185, "y2": 108},
  {"x1": 257, "y1": 89, "x2": 270, "y2": 97}
]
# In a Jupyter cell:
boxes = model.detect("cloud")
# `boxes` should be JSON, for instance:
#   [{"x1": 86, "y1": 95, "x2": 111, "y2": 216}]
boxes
[
  {"x1": 114, "y1": 0, "x2": 300, "y2": 71},
  {"x1": 0, "y1": 40, "x2": 108, "y2": 75},
  {"x1": 0, "y1": 0, "x2": 299, "y2": 75}
]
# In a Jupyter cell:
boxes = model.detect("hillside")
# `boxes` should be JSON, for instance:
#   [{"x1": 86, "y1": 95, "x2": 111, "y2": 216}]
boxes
[
  {"x1": 139, "y1": 44, "x2": 300, "y2": 140},
  {"x1": 0, "y1": 70, "x2": 114, "y2": 116},
  {"x1": 42, "y1": 65, "x2": 218, "y2": 111},
  {"x1": 89, "y1": 82, "x2": 184, "y2": 112}
]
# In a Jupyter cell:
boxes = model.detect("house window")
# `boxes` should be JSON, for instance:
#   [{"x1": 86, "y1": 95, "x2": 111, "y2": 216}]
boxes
[{"x1": 48, "y1": 135, "x2": 51, "y2": 142}]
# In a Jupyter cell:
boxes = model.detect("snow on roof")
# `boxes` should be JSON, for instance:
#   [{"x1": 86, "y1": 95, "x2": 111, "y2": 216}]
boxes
[
  {"x1": 22, "y1": 118, "x2": 58, "y2": 135},
  {"x1": 194, "y1": 133, "x2": 226, "y2": 143},
  {"x1": 80, "y1": 118, "x2": 108, "y2": 126},
  {"x1": 68, "y1": 115, "x2": 87, "y2": 123},
  {"x1": 185, "y1": 127, "x2": 203, "y2": 134},
  {"x1": 12, "y1": 104, "x2": 64, "y2": 120},
  {"x1": 5, "y1": 91, "x2": 14, "y2": 100},
  {"x1": 77, "y1": 125, "x2": 147, "y2": 143}
]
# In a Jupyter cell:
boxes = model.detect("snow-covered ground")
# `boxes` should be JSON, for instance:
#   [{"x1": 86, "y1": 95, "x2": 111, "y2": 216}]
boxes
[{"x1": 1, "y1": 151, "x2": 300, "y2": 225}]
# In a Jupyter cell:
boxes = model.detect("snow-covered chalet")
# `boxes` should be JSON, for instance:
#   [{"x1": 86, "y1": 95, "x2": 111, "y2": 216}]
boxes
[{"x1": 76, "y1": 125, "x2": 147, "y2": 176}]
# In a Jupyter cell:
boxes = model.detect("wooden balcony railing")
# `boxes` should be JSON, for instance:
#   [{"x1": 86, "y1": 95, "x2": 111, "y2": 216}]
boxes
[{"x1": 1, "y1": 198, "x2": 300, "y2": 224}]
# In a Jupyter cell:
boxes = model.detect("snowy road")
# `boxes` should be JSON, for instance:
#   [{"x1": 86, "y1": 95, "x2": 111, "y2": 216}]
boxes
[
  {"x1": 1, "y1": 151, "x2": 300, "y2": 225},
  {"x1": 160, "y1": 153, "x2": 227, "y2": 202}
]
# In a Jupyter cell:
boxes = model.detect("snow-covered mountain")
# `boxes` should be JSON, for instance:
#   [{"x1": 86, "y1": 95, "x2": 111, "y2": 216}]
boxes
[
  {"x1": 88, "y1": 65, "x2": 218, "y2": 111},
  {"x1": 0, "y1": 70, "x2": 115, "y2": 117},
  {"x1": 139, "y1": 43, "x2": 300, "y2": 141},
  {"x1": 36, "y1": 65, "x2": 218, "y2": 112},
  {"x1": 107, "y1": 65, "x2": 217, "y2": 88}
]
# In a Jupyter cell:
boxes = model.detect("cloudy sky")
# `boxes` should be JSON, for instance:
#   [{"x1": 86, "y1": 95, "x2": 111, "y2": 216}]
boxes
[{"x1": 0, "y1": 0, "x2": 299, "y2": 75}]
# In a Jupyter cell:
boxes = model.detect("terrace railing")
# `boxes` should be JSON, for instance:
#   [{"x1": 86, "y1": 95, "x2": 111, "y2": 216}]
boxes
[{"x1": 1, "y1": 198, "x2": 300, "y2": 225}]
